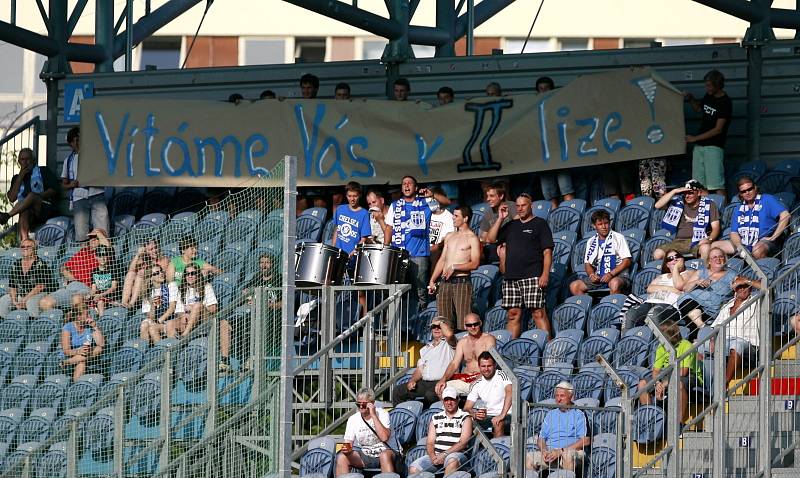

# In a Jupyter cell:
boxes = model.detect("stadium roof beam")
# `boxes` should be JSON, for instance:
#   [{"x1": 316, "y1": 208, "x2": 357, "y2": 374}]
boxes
[
  {"x1": 692, "y1": 0, "x2": 800, "y2": 30},
  {"x1": 112, "y1": 0, "x2": 204, "y2": 59}
]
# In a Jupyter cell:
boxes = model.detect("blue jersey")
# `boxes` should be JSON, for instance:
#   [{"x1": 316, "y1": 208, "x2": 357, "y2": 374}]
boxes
[
  {"x1": 334, "y1": 205, "x2": 371, "y2": 254},
  {"x1": 731, "y1": 193, "x2": 787, "y2": 248},
  {"x1": 390, "y1": 198, "x2": 433, "y2": 257}
]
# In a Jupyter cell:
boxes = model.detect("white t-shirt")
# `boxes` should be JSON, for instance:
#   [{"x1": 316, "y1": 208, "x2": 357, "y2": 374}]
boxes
[
  {"x1": 429, "y1": 210, "x2": 455, "y2": 245},
  {"x1": 183, "y1": 283, "x2": 218, "y2": 308},
  {"x1": 647, "y1": 273, "x2": 681, "y2": 305},
  {"x1": 61, "y1": 152, "x2": 105, "y2": 201},
  {"x1": 343, "y1": 408, "x2": 391, "y2": 457},
  {"x1": 141, "y1": 282, "x2": 184, "y2": 315},
  {"x1": 711, "y1": 298, "x2": 760, "y2": 347},
  {"x1": 467, "y1": 370, "x2": 512, "y2": 416},
  {"x1": 418, "y1": 339, "x2": 455, "y2": 381},
  {"x1": 583, "y1": 231, "x2": 632, "y2": 272}
]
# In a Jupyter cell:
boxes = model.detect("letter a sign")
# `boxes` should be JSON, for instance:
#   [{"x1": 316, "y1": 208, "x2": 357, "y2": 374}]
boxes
[{"x1": 63, "y1": 81, "x2": 94, "y2": 123}]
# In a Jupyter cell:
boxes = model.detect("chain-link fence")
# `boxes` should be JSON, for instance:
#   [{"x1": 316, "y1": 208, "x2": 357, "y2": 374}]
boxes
[{"x1": 0, "y1": 160, "x2": 287, "y2": 477}]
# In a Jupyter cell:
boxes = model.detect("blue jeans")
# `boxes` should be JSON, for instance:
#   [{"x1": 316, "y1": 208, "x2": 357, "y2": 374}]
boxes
[
  {"x1": 409, "y1": 452, "x2": 467, "y2": 472},
  {"x1": 72, "y1": 194, "x2": 109, "y2": 241},
  {"x1": 540, "y1": 172, "x2": 574, "y2": 201}
]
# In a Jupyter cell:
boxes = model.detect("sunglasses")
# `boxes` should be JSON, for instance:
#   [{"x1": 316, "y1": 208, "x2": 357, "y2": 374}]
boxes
[
  {"x1": 666, "y1": 255, "x2": 680, "y2": 262},
  {"x1": 735, "y1": 284, "x2": 751, "y2": 291},
  {"x1": 465, "y1": 322, "x2": 481, "y2": 328},
  {"x1": 151, "y1": 270, "x2": 163, "y2": 276},
  {"x1": 355, "y1": 402, "x2": 370, "y2": 409},
  {"x1": 739, "y1": 186, "x2": 755, "y2": 194},
  {"x1": 430, "y1": 325, "x2": 441, "y2": 330},
  {"x1": 186, "y1": 271, "x2": 198, "y2": 276}
]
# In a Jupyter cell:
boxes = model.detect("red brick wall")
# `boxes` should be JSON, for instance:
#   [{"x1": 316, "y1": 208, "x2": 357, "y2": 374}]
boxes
[
  {"x1": 455, "y1": 37, "x2": 501, "y2": 56},
  {"x1": 184, "y1": 36, "x2": 238, "y2": 68}
]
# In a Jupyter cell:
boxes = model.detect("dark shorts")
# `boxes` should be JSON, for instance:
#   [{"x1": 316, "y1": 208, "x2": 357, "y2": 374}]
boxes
[
  {"x1": 475, "y1": 415, "x2": 511, "y2": 433},
  {"x1": 580, "y1": 273, "x2": 631, "y2": 291},
  {"x1": 353, "y1": 449, "x2": 384, "y2": 468},
  {"x1": 502, "y1": 277, "x2": 545, "y2": 310}
]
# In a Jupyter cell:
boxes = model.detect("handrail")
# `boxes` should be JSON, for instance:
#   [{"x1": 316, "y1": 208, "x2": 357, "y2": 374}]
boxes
[
  {"x1": 291, "y1": 284, "x2": 411, "y2": 375},
  {"x1": 0, "y1": 116, "x2": 39, "y2": 150}
]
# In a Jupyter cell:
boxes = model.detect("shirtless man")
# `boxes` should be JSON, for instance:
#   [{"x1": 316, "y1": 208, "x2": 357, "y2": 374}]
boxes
[
  {"x1": 428, "y1": 206, "x2": 480, "y2": 330},
  {"x1": 435, "y1": 313, "x2": 497, "y2": 396}
]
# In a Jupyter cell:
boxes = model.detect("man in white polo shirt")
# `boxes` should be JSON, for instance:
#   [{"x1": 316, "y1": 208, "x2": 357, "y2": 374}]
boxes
[
  {"x1": 393, "y1": 316, "x2": 455, "y2": 406},
  {"x1": 463, "y1": 351, "x2": 512, "y2": 438}
]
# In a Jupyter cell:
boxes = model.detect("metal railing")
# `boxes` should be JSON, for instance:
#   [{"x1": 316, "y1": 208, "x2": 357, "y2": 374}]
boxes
[{"x1": 0, "y1": 116, "x2": 39, "y2": 241}]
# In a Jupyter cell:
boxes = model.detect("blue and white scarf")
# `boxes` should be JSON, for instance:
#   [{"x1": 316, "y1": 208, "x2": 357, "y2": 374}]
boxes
[
  {"x1": 18, "y1": 166, "x2": 44, "y2": 201},
  {"x1": 390, "y1": 197, "x2": 430, "y2": 250},
  {"x1": 585, "y1": 232, "x2": 618, "y2": 275},
  {"x1": 736, "y1": 194, "x2": 764, "y2": 250},
  {"x1": 661, "y1": 196, "x2": 711, "y2": 246}
]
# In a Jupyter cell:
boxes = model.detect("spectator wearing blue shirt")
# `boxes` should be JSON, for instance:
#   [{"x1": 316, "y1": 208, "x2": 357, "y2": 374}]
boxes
[
  {"x1": 526, "y1": 381, "x2": 589, "y2": 473},
  {"x1": 712, "y1": 176, "x2": 790, "y2": 259},
  {"x1": 331, "y1": 181, "x2": 371, "y2": 259},
  {"x1": 389, "y1": 176, "x2": 434, "y2": 308}
]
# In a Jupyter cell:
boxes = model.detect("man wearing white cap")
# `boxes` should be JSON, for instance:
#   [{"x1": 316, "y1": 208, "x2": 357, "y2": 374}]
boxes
[
  {"x1": 653, "y1": 179, "x2": 720, "y2": 261},
  {"x1": 393, "y1": 316, "x2": 455, "y2": 406},
  {"x1": 526, "y1": 381, "x2": 589, "y2": 473},
  {"x1": 407, "y1": 386, "x2": 473, "y2": 476}
]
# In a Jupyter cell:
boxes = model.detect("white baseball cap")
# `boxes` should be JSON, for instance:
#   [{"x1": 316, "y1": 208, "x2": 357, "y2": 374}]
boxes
[{"x1": 442, "y1": 387, "x2": 458, "y2": 400}]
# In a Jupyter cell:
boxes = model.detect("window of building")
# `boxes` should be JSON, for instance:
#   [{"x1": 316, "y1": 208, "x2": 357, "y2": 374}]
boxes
[
  {"x1": 504, "y1": 38, "x2": 551, "y2": 54},
  {"x1": 412, "y1": 45, "x2": 435, "y2": 58},
  {"x1": 295, "y1": 38, "x2": 326, "y2": 63},
  {"x1": 662, "y1": 38, "x2": 707, "y2": 47},
  {"x1": 362, "y1": 40, "x2": 387, "y2": 60},
  {"x1": 624, "y1": 38, "x2": 657, "y2": 49},
  {"x1": 558, "y1": 38, "x2": 588, "y2": 51},
  {"x1": 243, "y1": 38, "x2": 286, "y2": 65},
  {"x1": 0, "y1": 44, "x2": 23, "y2": 93},
  {"x1": 139, "y1": 37, "x2": 181, "y2": 70}
]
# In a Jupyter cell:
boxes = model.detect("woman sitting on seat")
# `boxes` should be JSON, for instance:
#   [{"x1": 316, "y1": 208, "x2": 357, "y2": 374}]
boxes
[
  {"x1": 121, "y1": 239, "x2": 170, "y2": 309},
  {"x1": 624, "y1": 249, "x2": 692, "y2": 330},
  {"x1": 139, "y1": 265, "x2": 182, "y2": 344},
  {"x1": 169, "y1": 265, "x2": 217, "y2": 339},
  {"x1": 60, "y1": 302, "x2": 105, "y2": 381},
  {"x1": 676, "y1": 247, "x2": 737, "y2": 339}
]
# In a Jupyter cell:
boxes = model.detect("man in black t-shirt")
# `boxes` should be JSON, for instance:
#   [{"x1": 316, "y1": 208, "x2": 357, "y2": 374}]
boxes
[
  {"x1": 685, "y1": 69, "x2": 732, "y2": 196},
  {"x1": 487, "y1": 193, "x2": 554, "y2": 338},
  {"x1": 0, "y1": 148, "x2": 60, "y2": 241}
]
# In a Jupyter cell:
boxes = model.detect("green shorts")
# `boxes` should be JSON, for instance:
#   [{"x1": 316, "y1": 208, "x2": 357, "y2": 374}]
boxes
[{"x1": 692, "y1": 145, "x2": 725, "y2": 191}]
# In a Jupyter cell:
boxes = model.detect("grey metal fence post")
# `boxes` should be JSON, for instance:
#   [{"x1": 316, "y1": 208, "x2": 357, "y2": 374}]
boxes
[
  {"x1": 758, "y1": 290, "x2": 771, "y2": 476},
  {"x1": 66, "y1": 420, "x2": 77, "y2": 478},
  {"x1": 251, "y1": 294, "x2": 263, "y2": 400},
  {"x1": 114, "y1": 384, "x2": 125, "y2": 476},
  {"x1": 319, "y1": 285, "x2": 334, "y2": 404},
  {"x1": 597, "y1": 356, "x2": 631, "y2": 478},
  {"x1": 646, "y1": 318, "x2": 678, "y2": 476},
  {"x1": 206, "y1": 314, "x2": 219, "y2": 437},
  {"x1": 278, "y1": 155, "x2": 298, "y2": 477},
  {"x1": 364, "y1": 312, "x2": 376, "y2": 391},
  {"x1": 159, "y1": 350, "x2": 172, "y2": 470},
  {"x1": 713, "y1": 323, "x2": 727, "y2": 478},
  {"x1": 488, "y1": 348, "x2": 522, "y2": 478}
]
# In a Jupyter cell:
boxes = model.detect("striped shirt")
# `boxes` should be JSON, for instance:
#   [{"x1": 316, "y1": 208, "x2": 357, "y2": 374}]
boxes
[{"x1": 431, "y1": 409, "x2": 470, "y2": 454}]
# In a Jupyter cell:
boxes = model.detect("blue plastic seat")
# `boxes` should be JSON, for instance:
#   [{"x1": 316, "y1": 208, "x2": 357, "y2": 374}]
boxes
[
  {"x1": 589, "y1": 438, "x2": 617, "y2": 478},
  {"x1": 174, "y1": 337, "x2": 208, "y2": 399},
  {"x1": 297, "y1": 207, "x2": 328, "y2": 242},
  {"x1": 0, "y1": 374, "x2": 36, "y2": 411},
  {"x1": 12, "y1": 342, "x2": 50, "y2": 380},
  {"x1": 514, "y1": 365, "x2": 539, "y2": 402},
  {"x1": 532, "y1": 200, "x2": 552, "y2": 221},
  {"x1": 632, "y1": 267, "x2": 660, "y2": 298},
  {"x1": 548, "y1": 201, "x2": 584, "y2": 235},
  {"x1": 64, "y1": 374, "x2": 104, "y2": 410},
  {"x1": 405, "y1": 444, "x2": 428, "y2": 473},
  {"x1": 137, "y1": 212, "x2": 168, "y2": 227},
  {"x1": 532, "y1": 367, "x2": 568, "y2": 402},
  {"x1": 521, "y1": 328, "x2": 550, "y2": 352},
  {"x1": 79, "y1": 407, "x2": 115, "y2": 475},
  {"x1": 30, "y1": 374, "x2": 69, "y2": 412},
  {"x1": 470, "y1": 265, "x2": 499, "y2": 317},
  {"x1": 125, "y1": 372, "x2": 162, "y2": 439},
  {"x1": 0, "y1": 319, "x2": 27, "y2": 344},
  {"x1": 632, "y1": 404, "x2": 665, "y2": 444},
  {"x1": 27, "y1": 318, "x2": 60, "y2": 346},
  {"x1": 484, "y1": 305, "x2": 508, "y2": 332},
  {"x1": 3, "y1": 441, "x2": 40, "y2": 474},
  {"x1": 17, "y1": 407, "x2": 56, "y2": 443},
  {"x1": 570, "y1": 236, "x2": 592, "y2": 274},
  {"x1": 415, "y1": 408, "x2": 439, "y2": 442},
  {"x1": 587, "y1": 303, "x2": 619, "y2": 335},
  {"x1": 468, "y1": 202, "x2": 489, "y2": 236},
  {"x1": 618, "y1": 197, "x2": 653, "y2": 231},
  {"x1": 499, "y1": 338, "x2": 541, "y2": 368},
  {"x1": 300, "y1": 436, "x2": 336, "y2": 477},
  {"x1": 472, "y1": 437, "x2": 511, "y2": 476},
  {"x1": 613, "y1": 332, "x2": 651, "y2": 368},
  {"x1": 110, "y1": 191, "x2": 142, "y2": 218},
  {"x1": 577, "y1": 327, "x2": 620, "y2": 367},
  {"x1": 552, "y1": 297, "x2": 590, "y2": 335},
  {"x1": 604, "y1": 366, "x2": 647, "y2": 403},
  {"x1": 34, "y1": 224, "x2": 66, "y2": 247},
  {"x1": 758, "y1": 171, "x2": 791, "y2": 194},
  {"x1": 142, "y1": 190, "x2": 174, "y2": 215},
  {"x1": 552, "y1": 231, "x2": 576, "y2": 266},
  {"x1": 111, "y1": 339, "x2": 148, "y2": 375},
  {"x1": 0, "y1": 408, "x2": 23, "y2": 444},
  {"x1": 35, "y1": 441, "x2": 68, "y2": 478},
  {"x1": 573, "y1": 363, "x2": 605, "y2": 401},
  {"x1": 389, "y1": 405, "x2": 417, "y2": 446},
  {"x1": 772, "y1": 291, "x2": 800, "y2": 335}
]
